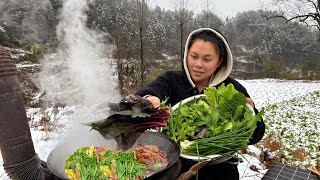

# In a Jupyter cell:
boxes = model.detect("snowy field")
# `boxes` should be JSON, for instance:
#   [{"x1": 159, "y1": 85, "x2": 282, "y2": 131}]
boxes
[{"x1": 1, "y1": 78, "x2": 320, "y2": 180}]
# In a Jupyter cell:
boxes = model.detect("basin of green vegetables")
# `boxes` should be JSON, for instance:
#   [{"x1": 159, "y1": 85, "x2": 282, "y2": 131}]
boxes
[{"x1": 162, "y1": 84, "x2": 264, "y2": 162}]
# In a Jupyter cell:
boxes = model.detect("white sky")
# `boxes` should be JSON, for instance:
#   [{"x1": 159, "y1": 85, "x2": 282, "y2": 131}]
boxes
[{"x1": 149, "y1": 0, "x2": 271, "y2": 19}]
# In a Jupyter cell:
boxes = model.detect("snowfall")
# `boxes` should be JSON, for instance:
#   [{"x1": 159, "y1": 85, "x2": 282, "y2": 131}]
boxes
[{"x1": 0, "y1": 78, "x2": 319, "y2": 180}]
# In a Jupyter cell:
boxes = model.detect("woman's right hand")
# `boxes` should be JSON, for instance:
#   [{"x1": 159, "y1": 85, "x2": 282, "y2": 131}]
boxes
[
  {"x1": 146, "y1": 96, "x2": 161, "y2": 108},
  {"x1": 145, "y1": 96, "x2": 163, "y2": 131}
]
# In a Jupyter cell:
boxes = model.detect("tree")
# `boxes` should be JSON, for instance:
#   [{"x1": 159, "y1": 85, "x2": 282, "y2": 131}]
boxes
[
  {"x1": 170, "y1": 0, "x2": 193, "y2": 67},
  {"x1": 199, "y1": 0, "x2": 214, "y2": 27},
  {"x1": 0, "y1": 0, "x2": 57, "y2": 45},
  {"x1": 136, "y1": 0, "x2": 147, "y2": 86},
  {"x1": 196, "y1": 0, "x2": 224, "y2": 30},
  {"x1": 194, "y1": 12, "x2": 224, "y2": 30},
  {"x1": 145, "y1": 6, "x2": 167, "y2": 59},
  {"x1": 264, "y1": 0, "x2": 320, "y2": 40}
]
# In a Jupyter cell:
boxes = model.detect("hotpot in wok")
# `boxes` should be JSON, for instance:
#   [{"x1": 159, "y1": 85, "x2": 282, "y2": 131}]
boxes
[{"x1": 46, "y1": 126, "x2": 181, "y2": 180}]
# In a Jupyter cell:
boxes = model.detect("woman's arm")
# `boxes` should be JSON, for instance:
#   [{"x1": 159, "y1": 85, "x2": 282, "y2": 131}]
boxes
[
  {"x1": 136, "y1": 72, "x2": 171, "y2": 98},
  {"x1": 135, "y1": 71, "x2": 175, "y2": 108},
  {"x1": 249, "y1": 108, "x2": 265, "y2": 144}
]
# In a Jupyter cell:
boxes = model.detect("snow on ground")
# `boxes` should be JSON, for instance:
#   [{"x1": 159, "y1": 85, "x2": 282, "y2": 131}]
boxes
[
  {"x1": 1, "y1": 79, "x2": 320, "y2": 179},
  {"x1": 238, "y1": 79, "x2": 320, "y2": 110},
  {"x1": 259, "y1": 90, "x2": 320, "y2": 167},
  {"x1": 238, "y1": 150, "x2": 268, "y2": 179}
]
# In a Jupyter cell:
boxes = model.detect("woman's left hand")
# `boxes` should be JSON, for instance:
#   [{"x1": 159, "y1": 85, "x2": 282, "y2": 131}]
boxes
[{"x1": 247, "y1": 98, "x2": 254, "y2": 108}]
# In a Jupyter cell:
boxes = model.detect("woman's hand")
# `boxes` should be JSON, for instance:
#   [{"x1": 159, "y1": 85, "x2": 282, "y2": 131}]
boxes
[
  {"x1": 247, "y1": 98, "x2": 254, "y2": 109},
  {"x1": 145, "y1": 96, "x2": 162, "y2": 131},
  {"x1": 146, "y1": 96, "x2": 161, "y2": 108}
]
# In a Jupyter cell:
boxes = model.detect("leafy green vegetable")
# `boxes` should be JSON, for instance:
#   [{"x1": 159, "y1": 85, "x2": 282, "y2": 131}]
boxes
[
  {"x1": 182, "y1": 109, "x2": 264, "y2": 156},
  {"x1": 162, "y1": 83, "x2": 264, "y2": 156}
]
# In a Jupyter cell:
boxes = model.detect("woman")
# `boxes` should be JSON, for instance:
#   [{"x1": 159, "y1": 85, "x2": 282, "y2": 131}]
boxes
[{"x1": 136, "y1": 28, "x2": 265, "y2": 179}]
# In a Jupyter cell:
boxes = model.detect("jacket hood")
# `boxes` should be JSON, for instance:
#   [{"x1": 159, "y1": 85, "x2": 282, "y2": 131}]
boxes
[{"x1": 183, "y1": 28, "x2": 233, "y2": 88}]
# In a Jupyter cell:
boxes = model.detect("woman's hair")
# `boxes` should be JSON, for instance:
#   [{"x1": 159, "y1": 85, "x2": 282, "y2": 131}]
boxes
[{"x1": 188, "y1": 30, "x2": 228, "y2": 66}]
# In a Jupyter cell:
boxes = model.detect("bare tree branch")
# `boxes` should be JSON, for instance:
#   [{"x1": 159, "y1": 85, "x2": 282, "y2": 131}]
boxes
[{"x1": 264, "y1": 0, "x2": 320, "y2": 40}]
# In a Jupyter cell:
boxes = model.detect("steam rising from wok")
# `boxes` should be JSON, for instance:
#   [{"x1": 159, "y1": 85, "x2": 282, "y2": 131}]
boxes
[{"x1": 38, "y1": 0, "x2": 120, "y2": 106}]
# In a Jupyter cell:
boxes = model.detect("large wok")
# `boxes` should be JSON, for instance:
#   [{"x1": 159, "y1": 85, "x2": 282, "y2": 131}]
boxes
[{"x1": 47, "y1": 125, "x2": 181, "y2": 180}]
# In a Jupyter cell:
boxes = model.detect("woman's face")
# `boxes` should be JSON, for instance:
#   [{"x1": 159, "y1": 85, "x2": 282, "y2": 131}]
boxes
[{"x1": 187, "y1": 39, "x2": 222, "y2": 87}]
